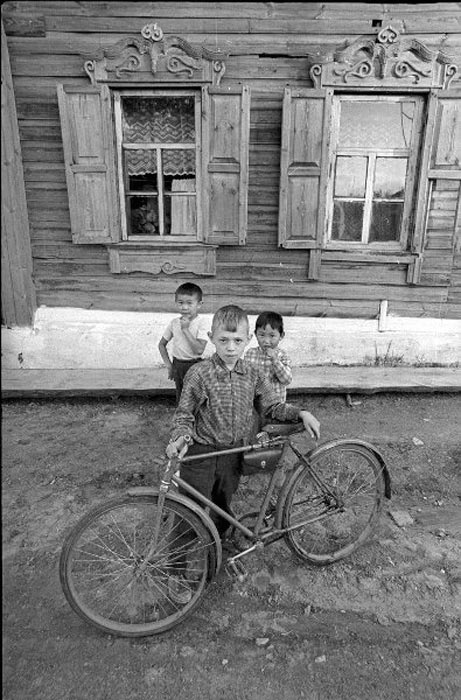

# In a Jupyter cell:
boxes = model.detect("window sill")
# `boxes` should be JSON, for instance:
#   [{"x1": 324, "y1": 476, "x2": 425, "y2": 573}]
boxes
[{"x1": 107, "y1": 242, "x2": 217, "y2": 276}]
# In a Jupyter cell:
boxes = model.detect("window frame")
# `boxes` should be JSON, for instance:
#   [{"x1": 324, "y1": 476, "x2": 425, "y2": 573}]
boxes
[
  {"x1": 113, "y1": 88, "x2": 203, "y2": 244},
  {"x1": 325, "y1": 93, "x2": 425, "y2": 252}
]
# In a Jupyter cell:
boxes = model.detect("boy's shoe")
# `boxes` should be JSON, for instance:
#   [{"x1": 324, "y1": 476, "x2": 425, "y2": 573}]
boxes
[{"x1": 168, "y1": 575, "x2": 193, "y2": 605}]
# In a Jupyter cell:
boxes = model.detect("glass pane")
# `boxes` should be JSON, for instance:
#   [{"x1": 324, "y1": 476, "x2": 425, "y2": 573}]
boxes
[
  {"x1": 162, "y1": 149, "x2": 195, "y2": 178},
  {"x1": 331, "y1": 201, "x2": 363, "y2": 241},
  {"x1": 339, "y1": 101, "x2": 415, "y2": 149},
  {"x1": 166, "y1": 194, "x2": 197, "y2": 235},
  {"x1": 122, "y1": 96, "x2": 195, "y2": 143},
  {"x1": 374, "y1": 158, "x2": 407, "y2": 199},
  {"x1": 335, "y1": 156, "x2": 367, "y2": 197},
  {"x1": 128, "y1": 196, "x2": 159, "y2": 236},
  {"x1": 369, "y1": 202, "x2": 403, "y2": 242}
]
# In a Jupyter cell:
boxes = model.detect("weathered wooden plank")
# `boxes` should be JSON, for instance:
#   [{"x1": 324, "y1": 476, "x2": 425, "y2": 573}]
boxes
[
  {"x1": 2, "y1": 2, "x2": 325, "y2": 20},
  {"x1": 7, "y1": 33, "x2": 461, "y2": 58},
  {"x1": 15, "y1": 98, "x2": 59, "y2": 120},
  {"x1": 10, "y1": 54, "x2": 87, "y2": 77},
  {"x1": 32, "y1": 287, "x2": 382, "y2": 318},
  {"x1": 1, "y1": 20, "x2": 36, "y2": 326},
  {"x1": 32, "y1": 274, "x2": 450, "y2": 303},
  {"x1": 2, "y1": 11, "x2": 46, "y2": 37},
  {"x1": 251, "y1": 16, "x2": 461, "y2": 34},
  {"x1": 3, "y1": 365, "x2": 461, "y2": 400}
]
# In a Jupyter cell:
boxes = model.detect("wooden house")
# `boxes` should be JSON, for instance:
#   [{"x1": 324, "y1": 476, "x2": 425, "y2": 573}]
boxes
[{"x1": 2, "y1": 2, "x2": 461, "y2": 388}]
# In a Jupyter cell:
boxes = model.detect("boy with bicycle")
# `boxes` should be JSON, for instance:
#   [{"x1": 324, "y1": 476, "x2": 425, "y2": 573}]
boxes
[{"x1": 166, "y1": 306, "x2": 320, "y2": 600}]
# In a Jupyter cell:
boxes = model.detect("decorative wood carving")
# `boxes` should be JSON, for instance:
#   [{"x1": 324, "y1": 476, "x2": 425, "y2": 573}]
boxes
[
  {"x1": 83, "y1": 22, "x2": 227, "y2": 86},
  {"x1": 108, "y1": 244, "x2": 217, "y2": 276},
  {"x1": 309, "y1": 26, "x2": 458, "y2": 90}
]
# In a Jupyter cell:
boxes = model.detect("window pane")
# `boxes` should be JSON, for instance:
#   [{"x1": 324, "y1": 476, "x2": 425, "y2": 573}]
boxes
[
  {"x1": 374, "y1": 158, "x2": 406, "y2": 199},
  {"x1": 335, "y1": 156, "x2": 367, "y2": 197},
  {"x1": 128, "y1": 196, "x2": 159, "y2": 236},
  {"x1": 369, "y1": 202, "x2": 403, "y2": 242},
  {"x1": 122, "y1": 96, "x2": 195, "y2": 143},
  {"x1": 339, "y1": 101, "x2": 415, "y2": 149},
  {"x1": 331, "y1": 201, "x2": 363, "y2": 241},
  {"x1": 166, "y1": 194, "x2": 197, "y2": 235}
]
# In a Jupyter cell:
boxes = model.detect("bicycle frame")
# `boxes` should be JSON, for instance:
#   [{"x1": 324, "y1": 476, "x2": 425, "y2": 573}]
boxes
[{"x1": 166, "y1": 434, "x2": 344, "y2": 551}]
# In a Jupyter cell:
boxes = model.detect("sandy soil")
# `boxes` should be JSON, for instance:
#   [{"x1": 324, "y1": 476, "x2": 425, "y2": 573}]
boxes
[{"x1": 2, "y1": 392, "x2": 461, "y2": 700}]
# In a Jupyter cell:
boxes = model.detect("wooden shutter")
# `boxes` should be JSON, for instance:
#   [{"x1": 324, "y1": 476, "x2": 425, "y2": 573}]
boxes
[
  {"x1": 409, "y1": 88, "x2": 461, "y2": 284},
  {"x1": 57, "y1": 84, "x2": 119, "y2": 244},
  {"x1": 202, "y1": 85, "x2": 250, "y2": 245},
  {"x1": 278, "y1": 88, "x2": 332, "y2": 277}
]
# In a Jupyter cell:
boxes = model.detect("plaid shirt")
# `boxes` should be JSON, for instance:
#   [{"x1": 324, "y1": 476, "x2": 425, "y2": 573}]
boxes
[
  {"x1": 170, "y1": 353, "x2": 300, "y2": 446},
  {"x1": 244, "y1": 346, "x2": 292, "y2": 402}
]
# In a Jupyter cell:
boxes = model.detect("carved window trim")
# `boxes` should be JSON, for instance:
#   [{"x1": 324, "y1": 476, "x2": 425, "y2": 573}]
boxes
[
  {"x1": 82, "y1": 22, "x2": 228, "y2": 88},
  {"x1": 309, "y1": 25, "x2": 458, "y2": 90}
]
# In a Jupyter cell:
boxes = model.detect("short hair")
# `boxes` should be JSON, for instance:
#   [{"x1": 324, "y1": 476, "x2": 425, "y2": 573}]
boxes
[
  {"x1": 211, "y1": 305, "x2": 249, "y2": 334},
  {"x1": 175, "y1": 283, "x2": 203, "y2": 301},
  {"x1": 255, "y1": 311, "x2": 284, "y2": 335}
]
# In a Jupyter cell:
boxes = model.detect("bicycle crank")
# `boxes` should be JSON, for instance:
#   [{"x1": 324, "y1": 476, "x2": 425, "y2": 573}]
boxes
[{"x1": 225, "y1": 557, "x2": 248, "y2": 582}]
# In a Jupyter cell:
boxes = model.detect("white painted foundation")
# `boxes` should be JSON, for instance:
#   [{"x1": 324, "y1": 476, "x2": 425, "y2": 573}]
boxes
[{"x1": 1, "y1": 305, "x2": 460, "y2": 370}]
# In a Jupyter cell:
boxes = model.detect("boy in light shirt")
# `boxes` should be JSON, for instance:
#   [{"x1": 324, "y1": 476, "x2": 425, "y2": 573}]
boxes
[{"x1": 158, "y1": 283, "x2": 209, "y2": 403}]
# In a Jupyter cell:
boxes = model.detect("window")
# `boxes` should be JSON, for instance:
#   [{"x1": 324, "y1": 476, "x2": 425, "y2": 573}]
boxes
[
  {"x1": 114, "y1": 91, "x2": 201, "y2": 241},
  {"x1": 327, "y1": 95, "x2": 424, "y2": 249},
  {"x1": 56, "y1": 23, "x2": 251, "y2": 276}
]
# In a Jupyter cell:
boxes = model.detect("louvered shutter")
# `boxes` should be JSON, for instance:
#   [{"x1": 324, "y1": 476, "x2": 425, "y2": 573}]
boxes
[
  {"x1": 202, "y1": 85, "x2": 250, "y2": 245},
  {"x1": 57, "y1": 84, "x2": 119, "y2": 244}
]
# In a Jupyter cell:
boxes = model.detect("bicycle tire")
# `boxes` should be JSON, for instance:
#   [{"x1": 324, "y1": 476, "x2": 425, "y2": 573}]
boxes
[
  {"x1": 60, "y1": 494, "x2": 217, "y2": 637},
  {"x1": 281, "y1": 442, "x2": 386, "y2": 565}
]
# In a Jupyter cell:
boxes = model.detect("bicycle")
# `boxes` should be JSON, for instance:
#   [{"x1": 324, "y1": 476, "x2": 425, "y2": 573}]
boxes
[{"x1": 60, "y1": 423, "x2": 391, "y2": 637}]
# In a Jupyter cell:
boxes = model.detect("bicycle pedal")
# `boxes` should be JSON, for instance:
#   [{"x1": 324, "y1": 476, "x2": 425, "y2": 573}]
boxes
[{"x1": 225, "y1": 558, "x2": 248, "y2": 582}]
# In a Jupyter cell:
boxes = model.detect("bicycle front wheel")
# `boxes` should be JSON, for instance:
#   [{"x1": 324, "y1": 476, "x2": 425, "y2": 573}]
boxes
[
  {"x1": 281, "y1": 442, "x2": 386, "y2": 565},
  {"x1": 60, "y1": 494, "x2": 217, "y2": 637}
]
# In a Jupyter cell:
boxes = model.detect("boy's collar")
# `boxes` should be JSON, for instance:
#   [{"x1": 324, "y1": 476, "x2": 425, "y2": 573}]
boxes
[{"x1": 212, "y1": 353, "x2": 246, "y2": 374}]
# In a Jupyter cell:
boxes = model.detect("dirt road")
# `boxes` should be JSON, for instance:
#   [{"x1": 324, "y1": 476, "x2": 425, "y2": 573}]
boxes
[{"x1": 2, "y1": 392, "x2": 461, "y2": 700}]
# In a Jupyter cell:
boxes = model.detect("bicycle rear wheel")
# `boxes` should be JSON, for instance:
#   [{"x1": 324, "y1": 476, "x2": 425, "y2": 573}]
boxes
[
  {"x1": 60, "y1": 494, "x2": 217, "y2": 636},
  {"x1": 281, "y1": 442, "x2": 386, "y2": 565}
]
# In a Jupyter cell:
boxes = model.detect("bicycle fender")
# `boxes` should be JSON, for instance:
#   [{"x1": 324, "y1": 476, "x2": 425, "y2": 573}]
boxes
[
  {"x1": 127, "y1": 486, "x2": 223, "y2": 573},
  {"x1": 276, "y1": 438, "x2": 391, "y2": 528},
  {"x1": 309, "y1": 439, "x2": 391, "y2": 499}
]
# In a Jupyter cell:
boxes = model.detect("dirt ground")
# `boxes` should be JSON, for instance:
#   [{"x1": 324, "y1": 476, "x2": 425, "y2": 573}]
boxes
[{"x1": 2, "y1": 391, "x2": 461, "y2": 700}]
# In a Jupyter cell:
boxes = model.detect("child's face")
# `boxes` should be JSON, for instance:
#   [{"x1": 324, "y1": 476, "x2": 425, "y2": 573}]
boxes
[
  {"x1": 255, "y1": 324, "x2": 283, "y2": 352},
  {"x1": 175, "y1": 293, "x2": 202, "y2": 319},
  {"x1": 209, "y1": 320, "x2": 251, "y2": 368}
]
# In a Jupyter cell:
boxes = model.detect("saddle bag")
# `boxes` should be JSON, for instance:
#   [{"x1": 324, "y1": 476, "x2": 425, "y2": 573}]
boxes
[{"x1": 241, "y1": 446, "x2": 283, "y2": 476}]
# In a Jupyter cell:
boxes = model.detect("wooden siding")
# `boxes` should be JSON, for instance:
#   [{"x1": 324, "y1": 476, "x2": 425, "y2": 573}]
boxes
[{"x1": 2, "y1": 2, "x2": 461, "y2": 321}]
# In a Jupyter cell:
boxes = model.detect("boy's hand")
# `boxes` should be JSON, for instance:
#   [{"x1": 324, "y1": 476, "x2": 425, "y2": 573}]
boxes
[
  {"x1": 179, "y1": 316, "x2": 190, "y2": 330},
  {"x1": 299, "y1": 410, "x2": 320, "y2": 440},
  {"x1": 166, "y1": 435, "x2": 191, "y2": 459},
  {"x1": 264, "y1": 348, "x2": 278, "y2": 360},
  {"x1": 167, "y1": 365, "x2": 174, "y2": 380}
]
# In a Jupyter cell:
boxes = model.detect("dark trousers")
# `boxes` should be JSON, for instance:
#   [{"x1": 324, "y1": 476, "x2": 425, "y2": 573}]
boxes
[
  {"x1": 172, "y1": 357, "x2": 202, "y2": 404},
  {"x1": 179, "y1": 442, "x2": 243, "y2": 537}
]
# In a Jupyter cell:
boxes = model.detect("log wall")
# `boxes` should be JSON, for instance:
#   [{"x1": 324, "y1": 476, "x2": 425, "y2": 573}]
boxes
[{"x1": 3, "y1": 2, "x2": 461, "y2": 321}]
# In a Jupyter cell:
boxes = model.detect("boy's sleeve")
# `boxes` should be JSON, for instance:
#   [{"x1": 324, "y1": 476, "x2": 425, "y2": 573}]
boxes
[
  {"x1": 256, "y1": 372, "x2": 300, "y2": 422},
  {"x1": 162, "y1": 320, "x2": 174, "y2": 342},
  {"x1": 169, "y1": 365, "x2": 203, "y2": 440},
  {"x1": 272, "y1": 349, "x2": 292, "y2": 386}
]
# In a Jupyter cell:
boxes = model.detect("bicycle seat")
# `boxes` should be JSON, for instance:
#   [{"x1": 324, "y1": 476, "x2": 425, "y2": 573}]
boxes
[{"x1": 261, "y1": 422, "x2": 304, "y2": 437}]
